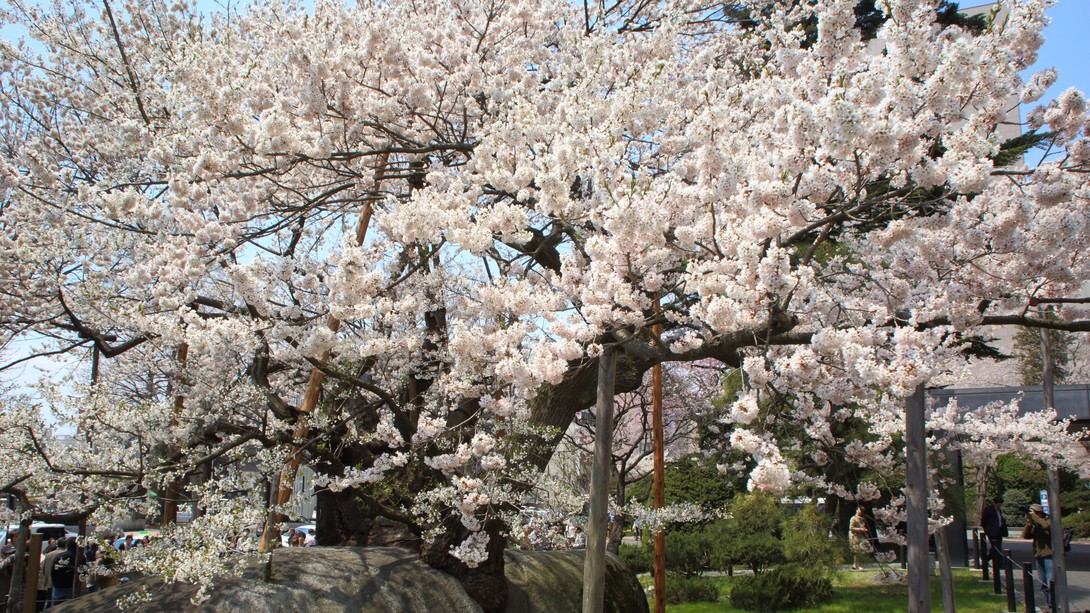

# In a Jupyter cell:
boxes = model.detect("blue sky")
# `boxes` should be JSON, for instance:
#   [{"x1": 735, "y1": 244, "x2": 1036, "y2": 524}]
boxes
[{"x1": 1023, "y1": 1, "x2": 1090, "y2": 114}]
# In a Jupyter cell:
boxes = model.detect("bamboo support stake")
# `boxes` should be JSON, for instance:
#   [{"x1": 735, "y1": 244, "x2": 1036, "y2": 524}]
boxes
[
  {"x1": 260, "y1": 154, "x2": 388, "y2": 551},
  {"x1": 652, "y1": 307, "x2": 666, "y2": 613}
]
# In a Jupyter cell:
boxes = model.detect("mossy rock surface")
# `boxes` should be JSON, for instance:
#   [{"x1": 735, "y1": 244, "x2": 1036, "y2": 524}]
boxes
[{"x1": 50, "y1": 546, "x2": 648, "y2": 613}]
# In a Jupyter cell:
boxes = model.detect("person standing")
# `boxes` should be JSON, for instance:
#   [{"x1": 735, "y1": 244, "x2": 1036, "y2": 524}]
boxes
[
  {"x1": 40, "y1": 537, "x2": 67, "y2": 609},
  {"x1": 980, "y1": 496, "x2": 1008, "y2": 562},
  {"x1": 849, "y1": 506, "x2": 870, "y2": 570},
  {"x1": 1022, "y1": 503, "x2": 1054, "y2": 613},
  {"x1": 49, "y1": 538, "x2": 78, "y2": 607}
]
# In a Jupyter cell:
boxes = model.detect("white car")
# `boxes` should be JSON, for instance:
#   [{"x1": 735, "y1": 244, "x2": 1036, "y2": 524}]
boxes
[{"x1": 2, "y1": 523, "x2": 78, "y2": 545}]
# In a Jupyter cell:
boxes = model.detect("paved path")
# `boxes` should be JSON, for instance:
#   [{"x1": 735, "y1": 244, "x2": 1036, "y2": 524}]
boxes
[{"x1": 968, "y1": 537, "x2": 1090, "y2": 612}]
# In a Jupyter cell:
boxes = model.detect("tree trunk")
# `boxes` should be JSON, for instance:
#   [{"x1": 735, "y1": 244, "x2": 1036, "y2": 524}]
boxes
[
  {"x1": 420, "y1": 518, "x2": 508, "y2": 613},
  {"x1": 314, "y1": 488, "x2": 378, "y2": 547},
  {"x1": 527, "y1": 354, "x2": 648, "y2": 470}
]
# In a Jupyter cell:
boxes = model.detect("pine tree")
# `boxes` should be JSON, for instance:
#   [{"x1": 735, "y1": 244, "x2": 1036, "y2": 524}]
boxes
[{"x1": 1012, "y1": 318, "x2": 1074, "y2": 385}]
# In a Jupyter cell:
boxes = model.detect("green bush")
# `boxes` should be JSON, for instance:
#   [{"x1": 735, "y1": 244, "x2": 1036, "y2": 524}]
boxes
[
  {"x1": 619, "y1": 543, "x2": 652, "y2": 573},
  {"x1": 1002, "y1": 489, "x2": 1032, "y2": 527},
  {"x1": 782, "y1": 505, "x2": 839, "y2": 571},
  {"x1": 729, "y1": 564, "x2": 834, "y2": 612},
  {"x1": 1065, "y1": 511, "x2": 1090, "y2": 539},
  {"x1": 718, "y1": 492, "x2": 784, "y2": 574},
  {"x1": 665, "y1": 526, "x2": 715, "y2": 576},
  {"x1": 665, "y1": 574, "x2": 720, "y2": 604}
]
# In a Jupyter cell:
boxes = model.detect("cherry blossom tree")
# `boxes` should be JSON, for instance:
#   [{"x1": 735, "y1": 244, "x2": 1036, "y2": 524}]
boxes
[{"x1": 1, "y1": 0, "x2": 1090, "y2": 609}]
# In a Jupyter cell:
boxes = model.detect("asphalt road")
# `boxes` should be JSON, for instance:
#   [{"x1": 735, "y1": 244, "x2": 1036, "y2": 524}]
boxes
[{"x1": 972, "y1": 537, "x2": 1090, "y2": 612}]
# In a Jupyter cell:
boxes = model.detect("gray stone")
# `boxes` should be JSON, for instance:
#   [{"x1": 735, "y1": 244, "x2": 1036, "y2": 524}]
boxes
[{"x1": 51, "y1": 547, "x2": 648, "y2": 613}]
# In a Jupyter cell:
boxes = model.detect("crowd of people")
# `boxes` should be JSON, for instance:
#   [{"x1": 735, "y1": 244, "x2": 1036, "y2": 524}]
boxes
[{"x1": 0, "y1": 531, "x2": 152, "y2": 611}]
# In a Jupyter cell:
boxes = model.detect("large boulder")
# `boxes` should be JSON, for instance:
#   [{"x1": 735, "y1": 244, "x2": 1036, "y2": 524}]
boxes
[{"x1": 52, "y1": 547, "x2": 648, "y2": 613}]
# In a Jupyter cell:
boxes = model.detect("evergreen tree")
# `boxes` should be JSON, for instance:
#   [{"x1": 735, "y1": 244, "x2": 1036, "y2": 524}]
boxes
[{"x1": 1012, "y1": 318, "x2": 1074, "y2": 385}]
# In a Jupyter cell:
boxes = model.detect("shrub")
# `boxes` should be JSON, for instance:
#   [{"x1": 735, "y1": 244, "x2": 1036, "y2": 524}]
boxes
[
  {"x1": 665, "y1": 525, "x2": 715, "y2": 576},
  {"x1": 783, "y1": 505, "x2": 840, "y2": 572},
  {"x1": 1065, "y1": 511, "x2": 1090, "y2": 539},
  {"x1": 718, "y1": 492, "x2": 784, "y2": 574},
  {"x1": 665, "y1": 574, "x2": 720, "y2": 604},
  {"x1": 619, "y1": 543, "x2": 652, "y2": 573},
  {"x1": 1002, "y1": 489, "x2": 1032, "y2": 527},
  {"x1": 729, "y1": 564, "x2": 834, "y2": 612}
]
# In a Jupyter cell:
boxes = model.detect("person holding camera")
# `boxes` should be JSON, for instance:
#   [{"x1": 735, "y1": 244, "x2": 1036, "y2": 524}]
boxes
[{"x1": 1022, "y1": 503, "x2": 1053, "y2": 613}]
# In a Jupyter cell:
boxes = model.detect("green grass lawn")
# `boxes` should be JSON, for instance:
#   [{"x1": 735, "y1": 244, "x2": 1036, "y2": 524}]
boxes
[{"x1": 642, "y1": 568, "x2": 1015, "y2": 613}]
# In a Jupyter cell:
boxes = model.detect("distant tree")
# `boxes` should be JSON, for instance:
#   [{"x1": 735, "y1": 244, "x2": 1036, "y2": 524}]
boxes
[{"x1": 1012, "y1": 323, "x2": 1075, "y2": 385}]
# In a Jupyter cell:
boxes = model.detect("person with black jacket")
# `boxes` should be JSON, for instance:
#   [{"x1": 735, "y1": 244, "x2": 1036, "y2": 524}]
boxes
[
  {"x1": 49, "y1": 538, "x2": 79, "y2": 606},
  {"x1": 980, "y1": 496, "x2": 1008, "y2": 561}
]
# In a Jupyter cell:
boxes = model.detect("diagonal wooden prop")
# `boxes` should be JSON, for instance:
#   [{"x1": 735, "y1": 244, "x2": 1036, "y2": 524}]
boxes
[{"x1": 260, "y1": 154, "x2": 389, "y2": 551}]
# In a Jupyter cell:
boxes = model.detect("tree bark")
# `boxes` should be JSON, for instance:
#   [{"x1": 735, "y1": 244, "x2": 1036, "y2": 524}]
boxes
[{"x1": 420, "y1": 518, "x2": 507, "y2": 613}]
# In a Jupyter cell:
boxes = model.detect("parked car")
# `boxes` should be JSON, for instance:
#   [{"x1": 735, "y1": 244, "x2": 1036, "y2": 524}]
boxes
[{"x1": 1, "y1": 523, "x2": 78, "y2": 545}]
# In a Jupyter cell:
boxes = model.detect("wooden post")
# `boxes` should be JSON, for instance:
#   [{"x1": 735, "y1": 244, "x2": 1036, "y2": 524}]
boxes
[
  {"x1": 5, "y1": 520, "x2": 30, "y2": 613},
  {"x1": 651, "y1": 308, "x2": 666, "y2": 613},
  {"x1": 1041, "y1": 327, "x2": 1069, "y2": 613},
  {"x1": 582, "y1": 348, "x2": 616, "y2": 613},
  {"x1": 1022, "y1": 565, "x2": 1036, "y2": 613},
  {"x1": 905, "y1": 383, "x2": 931, "y2": 613},
  {"x1": 936, "y1": 528, "x2": 955, "y2": 613},
  {"x1": 261, "y1": 154, "x2": 388, "y2": 551},
  {"x1": 1004, "y1": 549, "x2": 1017, "y2": 612},
  {"x1": 22, "y1": 533, "x2": 42, "y2": 613}
]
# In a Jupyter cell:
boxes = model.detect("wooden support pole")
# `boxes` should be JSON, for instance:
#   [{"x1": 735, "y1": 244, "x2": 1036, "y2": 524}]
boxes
[
  {"x1": 22, "y1": 533, "x2": 42, "y2": 613},
  {"x1": 5, "y1": 520, "x2": 30, "y2": 613},
  {"x1": 936, "y1": 528, "x2": 954, "y2": 613},
  {"x1": 1041, "y1": 327, "x2": 1069, "y2": 613},
  {"x1": 583, "y1": 348, "x2": 616, "y2": 613},
  {"x1": 260, "y1": 154, "x2": 388, "y2": 552},
  {"x1": 651, "y1": 309, "x2": 666, "y2": 613},
  {"x1": 905, "y1": 383, "x2": 931, "y2": 613}
]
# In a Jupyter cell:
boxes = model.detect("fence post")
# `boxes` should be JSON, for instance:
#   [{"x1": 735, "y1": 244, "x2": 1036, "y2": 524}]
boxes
[
  {"x1": 1004, "y1": 550, "x2": 1016, "y2": 612},
  {"x1": 982, "y1": 538, "x2": 990, "y2": 580},
  {"x1": 993, "y1": 552, "x2": 1002, "y2": 594},
  {"x1": 972, "y1": 529, "x2": 980, "y2": 569},
  {"x1": 22, "y1": 533, "x2": 42, "y2": 613},
  {"x1": 1022, "y1": 565, "x2": 1035, "y2": 613},
  {"x1": 900, "y1": 544, "x2": 907, "y2": 570}
]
